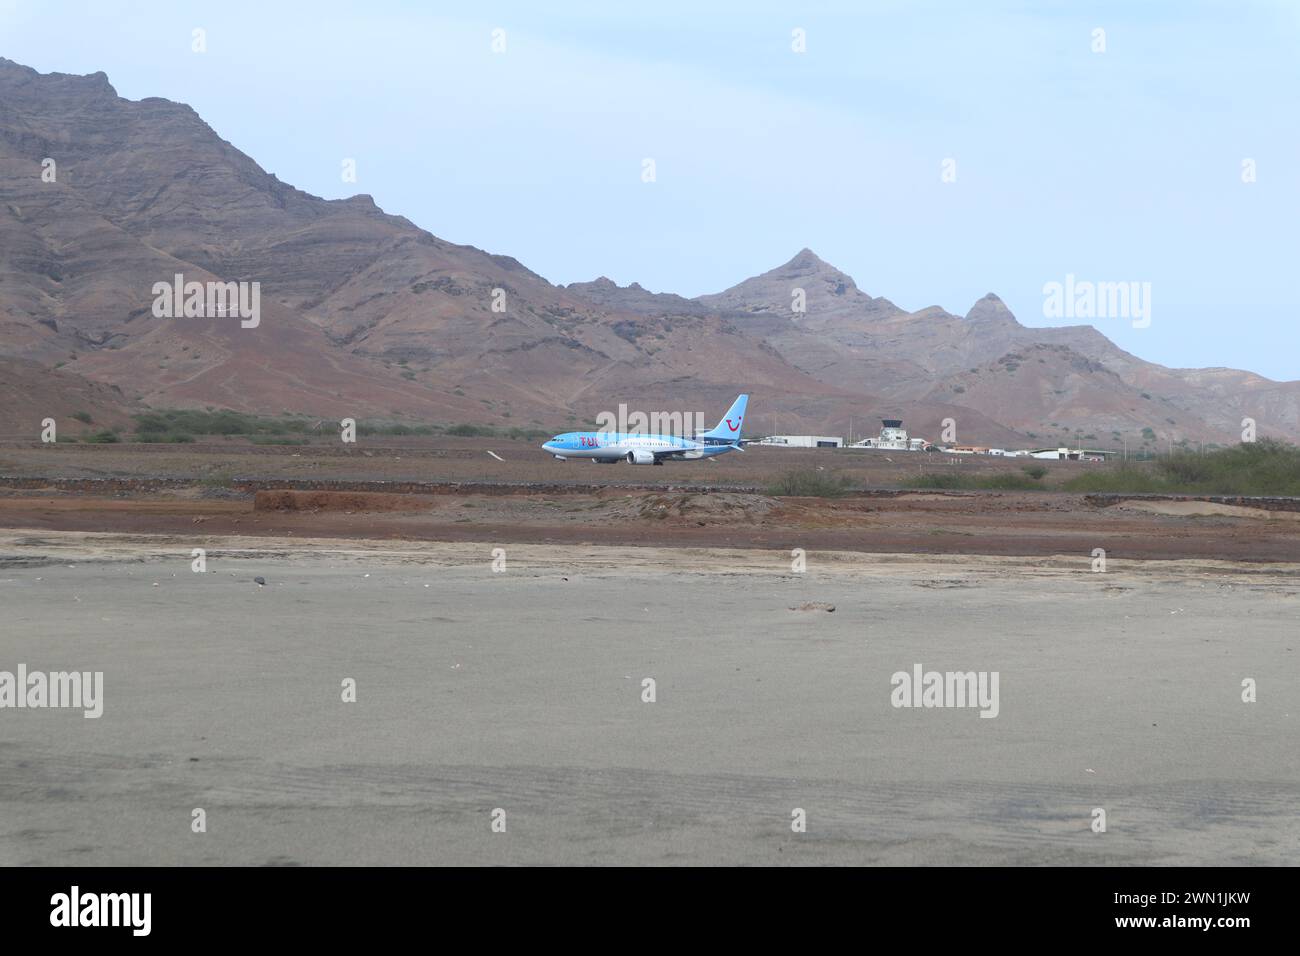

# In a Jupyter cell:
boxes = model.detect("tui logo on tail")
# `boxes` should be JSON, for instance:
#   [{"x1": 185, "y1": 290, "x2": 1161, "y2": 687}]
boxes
[{"x1": 700, "y1": 395, "x2": 748, "y2": 444}]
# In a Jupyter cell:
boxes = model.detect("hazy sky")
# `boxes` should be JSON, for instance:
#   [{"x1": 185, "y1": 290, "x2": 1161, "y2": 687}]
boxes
[{"x1": 4, "y1": 0, "x2": 1298, "y2": 378}]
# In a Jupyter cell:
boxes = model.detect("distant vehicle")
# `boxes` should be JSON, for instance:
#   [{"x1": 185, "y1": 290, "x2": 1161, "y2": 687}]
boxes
[{"x1": 542, "y1": 395, "x2": 749, "y2": 465}]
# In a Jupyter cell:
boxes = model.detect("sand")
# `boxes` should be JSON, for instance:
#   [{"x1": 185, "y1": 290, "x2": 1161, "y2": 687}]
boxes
[{"x1": 1, "y1": 530, "x2": 1295, "y2": 865}]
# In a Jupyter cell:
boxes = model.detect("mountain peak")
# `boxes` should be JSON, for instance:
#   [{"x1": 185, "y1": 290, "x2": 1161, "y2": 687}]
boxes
[
  {"x1": 965, "y1": 293, "x2": 1019, "y2": 327},
  {"x1": 781, "y1": 247, "x2": 831, "y2": 271},
  {"x1": 693, "y1": 247, "x2": 899, "y2": 324},
  {"x1": 0, "y1": 58, "x2": 117, "y2": 97},
  {"x1": 757, "y1": 248, "x2": 856, "y2": 288}
]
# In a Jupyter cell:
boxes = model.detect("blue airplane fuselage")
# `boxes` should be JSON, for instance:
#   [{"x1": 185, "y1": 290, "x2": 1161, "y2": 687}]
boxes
[{"x1": 542, "y1": 395, "x2": 748, "y2": 465}]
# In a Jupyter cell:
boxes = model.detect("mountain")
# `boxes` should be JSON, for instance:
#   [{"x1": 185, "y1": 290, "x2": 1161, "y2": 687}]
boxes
[
  {"x1": 0, "y1": 59, "x2": 860, "y2": 433},
  {"x1": 564, "y1": 277, "x2": 707, "y2": 317},
  {"x1": 687, "y1": 255, "x2": 1300, "y2": 446},
  {"x1": 0, "y1": 355, "x2": 135, "y2": 439},
  {"x1": 1, "y1": 58, "x2": 1295, "y2": 448},
  {"x1": 696, "y1": 248, "x2": 903, "y2": 330}
]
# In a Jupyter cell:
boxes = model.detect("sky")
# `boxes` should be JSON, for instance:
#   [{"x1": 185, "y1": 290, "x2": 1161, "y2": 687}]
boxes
[{"x1": 3, "y1": 0, "x2": 1298, "y2": 379}]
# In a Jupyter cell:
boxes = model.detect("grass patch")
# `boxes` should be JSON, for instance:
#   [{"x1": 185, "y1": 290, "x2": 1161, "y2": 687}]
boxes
[
  {"x1": 766, "y1": 468, "x2": 856, "y2": 497},
  {"x1": 355, "y1": 422, "x2": 437, "y2": 436},
  {"x1": 1063, "y1": 441, "x2": 1300, "y2": 496},
  {"x1": 444, "y1": 423, "x2": 550, "y2": 441},
  {"x1": 134, "y1": 409, "x2": 315, "y2": 437},
  {"x1": 247, "y1": 436, "x2": 310, "y2": 446},
  {"x1": 446, "y1": 423, "x2": 496, "y2": 437},
  {"x1": 131, "y1": 408, "x2": 555, "y2": 443},
  {"x1": 906, "y1": 472, "x2": 1045, "y2": 491}
]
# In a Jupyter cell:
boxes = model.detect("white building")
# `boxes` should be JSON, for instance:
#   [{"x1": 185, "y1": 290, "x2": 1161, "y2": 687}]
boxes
[
  {"x1": 757, "y1": 435, "x2": 844, "y2": 448},
  {"x1": 1026, "y1": 447, "x2": 1108, "y2": 461},
  {"x1": 847, "y1": 419, "x2": 929, "y2": 452}
]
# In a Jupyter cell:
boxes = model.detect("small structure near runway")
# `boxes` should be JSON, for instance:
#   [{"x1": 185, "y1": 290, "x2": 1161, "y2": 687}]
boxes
[{"x1": 756, "y1": 435, "x2": 844, "y2": 448}]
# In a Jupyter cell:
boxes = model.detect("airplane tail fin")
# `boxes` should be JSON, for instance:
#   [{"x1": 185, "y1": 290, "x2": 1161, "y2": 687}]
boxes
[{"x1": 700, "y1": 394, "x2": 748, "y2": 443}]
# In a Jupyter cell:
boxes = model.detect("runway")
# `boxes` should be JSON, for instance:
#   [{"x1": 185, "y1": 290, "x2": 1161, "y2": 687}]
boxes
[{"x1": 1, "y1": 533, "x2": 1296, "y2": 865}]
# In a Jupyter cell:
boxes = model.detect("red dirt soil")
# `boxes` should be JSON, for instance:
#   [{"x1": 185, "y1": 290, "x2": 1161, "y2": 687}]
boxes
[{"x1": 1, "y1": 489, "x2": 1297, "y2": 563}]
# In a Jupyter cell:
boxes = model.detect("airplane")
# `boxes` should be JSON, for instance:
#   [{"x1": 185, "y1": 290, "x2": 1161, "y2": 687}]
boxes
[{"x1": 541, "y1": 395, "x2": 748, "y2": 465}]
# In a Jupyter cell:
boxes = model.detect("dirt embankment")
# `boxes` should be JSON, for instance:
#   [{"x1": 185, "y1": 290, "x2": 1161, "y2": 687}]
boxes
[{"x1": 253, "y1": 489, "x2": 437, "y2": 513}]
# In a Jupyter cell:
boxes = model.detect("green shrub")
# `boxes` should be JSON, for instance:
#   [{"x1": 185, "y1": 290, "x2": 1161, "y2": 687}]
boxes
[{"x1": 1159, "y1": 454, "x2": 1212, "y2": 485}]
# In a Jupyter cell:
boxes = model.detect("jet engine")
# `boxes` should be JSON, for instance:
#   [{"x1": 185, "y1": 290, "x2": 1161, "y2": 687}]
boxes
[{"x1": 626, "y1": 449, "x2": 655, "y2": 465}]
